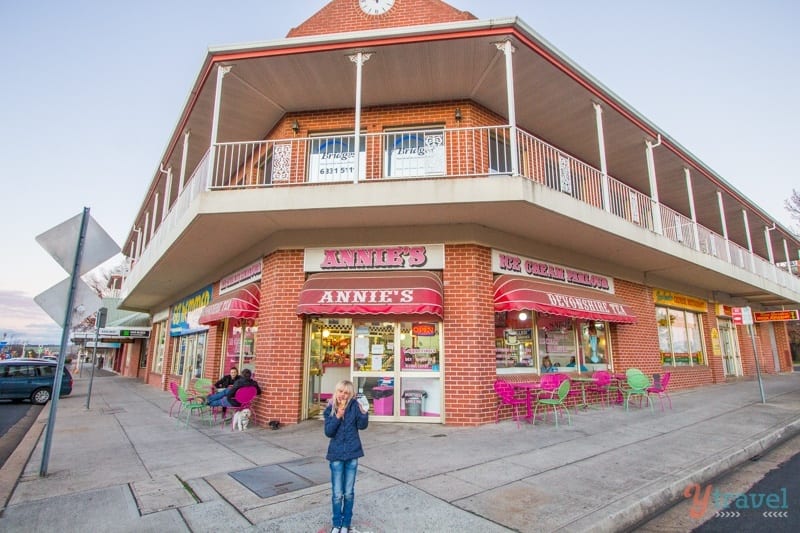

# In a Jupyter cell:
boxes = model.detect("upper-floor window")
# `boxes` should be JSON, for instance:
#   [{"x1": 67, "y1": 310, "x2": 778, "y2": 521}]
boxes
[
  {"x1": 384, "y1": 129, "x2": 445, "y2": 178},
  {"x1": 308, "y1": 134, "x2": 366, "y2": 183}
]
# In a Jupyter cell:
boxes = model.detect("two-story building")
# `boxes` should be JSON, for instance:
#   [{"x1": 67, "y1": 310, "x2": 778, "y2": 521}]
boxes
[{"x1": 119, "y1": 0, "x2": 800, "y2": 426}]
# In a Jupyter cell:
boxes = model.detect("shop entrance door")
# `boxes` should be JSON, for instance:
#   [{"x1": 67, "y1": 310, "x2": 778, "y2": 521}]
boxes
[
  {"x1": 179, "y1": 336, "x2": 195, "y2": 390},
  {"x1": 718, "y1": 319, "x2": 742, "y2": 377}
]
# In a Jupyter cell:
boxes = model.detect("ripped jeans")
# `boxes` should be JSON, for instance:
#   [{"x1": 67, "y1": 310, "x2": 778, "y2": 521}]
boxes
[{"x1": 330, "y1": 458, "x2": 358, "y2": 528}]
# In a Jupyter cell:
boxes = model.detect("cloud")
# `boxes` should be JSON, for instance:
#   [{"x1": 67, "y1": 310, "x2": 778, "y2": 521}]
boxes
[{"x1": 0, "y1": 290, "x2": 63, "y2": 344}]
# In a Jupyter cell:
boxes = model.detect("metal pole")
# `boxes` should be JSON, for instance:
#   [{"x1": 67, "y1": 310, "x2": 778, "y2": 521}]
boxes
[
  {"x1": 41, "y1": 207, "x2": 90, "y2": 477},
  {"x1": 748, "y1": 323, "x2": 766, "y2": 403},
  {"x1": 85, "y1": 320, "x2": 101, "y2": 410}
]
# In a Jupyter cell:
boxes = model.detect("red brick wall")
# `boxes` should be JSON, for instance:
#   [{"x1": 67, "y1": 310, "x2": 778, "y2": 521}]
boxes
[
  {"x1": 253, "y1": 251, "x2": 307, "y2": 426},
  {"x1": 442, "y1": 244, "x2": 495, "y2": 426},
  {"x1": 287, "y1": 0, "x2": 476, "y2": 38}
]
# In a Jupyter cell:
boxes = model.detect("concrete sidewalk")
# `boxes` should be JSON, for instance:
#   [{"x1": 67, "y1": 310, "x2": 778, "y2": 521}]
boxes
[{"x1": 0, "y1": 371, "x2": 798, "y2": 533}]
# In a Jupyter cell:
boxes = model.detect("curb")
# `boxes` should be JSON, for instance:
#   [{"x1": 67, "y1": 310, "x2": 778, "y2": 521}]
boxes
[
  {"x1": 573, "y1": 414, "x2": 800, "y2": 532},
  {"x1": 0, "y1": 406, "x2": 50, "y2": 515}
]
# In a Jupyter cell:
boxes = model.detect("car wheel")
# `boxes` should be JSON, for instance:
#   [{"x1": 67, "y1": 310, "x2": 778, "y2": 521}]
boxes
[{"x1": 31, "y1": 388, "x2": 52, "y2": 405}]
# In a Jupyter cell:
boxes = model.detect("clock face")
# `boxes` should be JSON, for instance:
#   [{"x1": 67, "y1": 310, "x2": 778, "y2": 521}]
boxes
[{"x1": 359, "y1": 0, "x2": 395, "y2": 16}]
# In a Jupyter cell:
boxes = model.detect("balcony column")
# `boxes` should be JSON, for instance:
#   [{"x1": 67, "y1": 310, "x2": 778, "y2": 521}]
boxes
[
  {"x1": 742, "y1": 209, "x2": 756, "y2": 272},
  {"x1": 150, "y1": 195, "x2": 158, "y2": 239},
  {"x1": 143, "y1": 212, "x2": 150, "y2": 251},
  {"x1": 349, "y1": 52, "x2": 372, "y2": 184},
  {"x1": 716, "y1": 191, "x2": 732, "y2": 262},
  {"x1": 782, "y1": 238, "x2": 791, "y2": 272},
  {"x1": 207, "y1": 65, "x2": 232, "y2": 189},
  {"x1": 684, "y1": 168, "x2": 701, "y2": 251},
  {"x1": 495, "y1": 40, "x2": 518, "y2": 175},
  {"x1": 161, "y1": 165, "x2": 172, "y2": 222},
  {"x1": 644, "y1": 137, "x2": 663, "y2": 234},
  {"x1": 133, "y1": 227, "x2": 142, "y2": 261},
  {"x1": 592, "y1": 102, "x2": 611, "y2": 212},
  {"x1": 179, "y1": 130, "x2": 190, "y2": 194}
]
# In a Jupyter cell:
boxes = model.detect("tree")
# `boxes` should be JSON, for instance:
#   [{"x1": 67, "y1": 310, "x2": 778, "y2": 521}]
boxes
[{"x1": 785, "y1": 189, "x2": 800, "y2": 231}]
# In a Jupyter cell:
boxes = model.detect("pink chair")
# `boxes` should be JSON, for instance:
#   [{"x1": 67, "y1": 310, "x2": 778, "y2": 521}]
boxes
[
  {"x1": 647, "y1": 372, "x2": 672, "y2": 410},
  {"x1": 493, "y1": 380, "x2": 527, "y2": 428},
  {"x1": 224, "y1": 386, "x2": 259, "y2": 430},
  {"x1": 587, "y1": 370, "x2": 612, "y2": 407},
  {"x1": 539, "y1": 374, "x2": 561, "y2": 393},
  {"x1": 168, "y1": 382, "x2": 182, "y2": 417}
]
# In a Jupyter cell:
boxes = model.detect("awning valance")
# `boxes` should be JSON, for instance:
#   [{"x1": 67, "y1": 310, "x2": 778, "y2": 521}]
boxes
[
  {"x1": 297, "y1": 271, "x2": 443, "y2": 318},
  {"x1": 198, "y1": 283, "x2": 261, "y2": 325},
  {"x1": 493, "y1": 275, "x2": 636, "y2": 324}
]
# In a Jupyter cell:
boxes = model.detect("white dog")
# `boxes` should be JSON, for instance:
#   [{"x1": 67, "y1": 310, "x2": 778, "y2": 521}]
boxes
[{"x1": 232, "y1": 408, "x2": 251, "y2": 431}]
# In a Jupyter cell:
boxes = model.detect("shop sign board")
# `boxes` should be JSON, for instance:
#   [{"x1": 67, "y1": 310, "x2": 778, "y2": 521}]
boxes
[
  {"x1": 753, "y1": 310, "x2": 799, "y2": 322},
  {"x1": 492, "y1": 249, "x2": 615, "y2": 293},
  {"x1": 98, "y1": 327, "x2": 151, "y2": 338},
  {"x1": 220, "y1": 260, "x2": 262, "y2": 294},
  {"x1": 170, "y1": 285, "x2": 212, "y2": 336},
  {"x1": 653, "y1": 289, "x2": 708, "y2": 313},
  {"x1": 732, "y1": 306, "x2": 753, "y2": 326},
  {"x1": 305, "y1": 244, "x2": 444, "y2": 272}
]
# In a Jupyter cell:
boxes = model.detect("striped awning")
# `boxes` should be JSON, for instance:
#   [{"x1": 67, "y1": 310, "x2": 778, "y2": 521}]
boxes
[
  {"x1": 198, "y1": 283, "x2": 260, "y2": 325},
  {"x1": 297, "y1": 271, "x2": 443, "y2": 317}
]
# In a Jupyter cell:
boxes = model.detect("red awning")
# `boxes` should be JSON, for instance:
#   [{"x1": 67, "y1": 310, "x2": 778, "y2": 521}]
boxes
[
  {"x1": 297, "y1": 271, "x2": 443, "y2": 317},
  {"x1": 493, "y1": 275, "x2": 636, "y2": 324},
  {"x1": 198, "y1": 283, "x2": 261, "y2": 325}
]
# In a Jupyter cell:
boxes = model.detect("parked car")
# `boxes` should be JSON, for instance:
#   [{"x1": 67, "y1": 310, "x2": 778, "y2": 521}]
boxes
[{"x1": 0, "y1": 359, "x2": 73, "y2": 404}]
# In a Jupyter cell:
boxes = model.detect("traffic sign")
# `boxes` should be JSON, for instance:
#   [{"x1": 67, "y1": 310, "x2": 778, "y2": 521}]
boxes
[{"x1": 731, "y1": 306, "x2": 753, "y2": 326}]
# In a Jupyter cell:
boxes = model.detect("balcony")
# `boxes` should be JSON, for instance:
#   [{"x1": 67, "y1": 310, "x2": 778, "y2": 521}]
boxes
[{"x1": 122, "y1": 125, "x2": 800, "y2": 309}]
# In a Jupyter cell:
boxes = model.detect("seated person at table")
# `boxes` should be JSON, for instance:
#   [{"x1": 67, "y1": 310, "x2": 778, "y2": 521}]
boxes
[
  {"x1": 214, "y1": 366, "x2": 238, "y2": 390},
  {"x1": 207, "y1": 368, "x2": 262, "y2": 407},
  {"x1": 541, "y1": 356, "x2": 557, "y2": 373},
  {"x1": 566, "y1": 356, "x2": 588, "y2": 372}
]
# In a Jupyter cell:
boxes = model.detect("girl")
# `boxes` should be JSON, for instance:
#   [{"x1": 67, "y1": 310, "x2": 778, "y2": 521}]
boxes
[{"x1": 324, "y1": 380, "x2": 369, "y2": 533}]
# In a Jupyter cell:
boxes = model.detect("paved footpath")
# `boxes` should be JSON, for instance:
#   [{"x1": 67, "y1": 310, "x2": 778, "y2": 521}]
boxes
[{"x1": 0, "y1": 371, "x2": 798, "y2": 532}]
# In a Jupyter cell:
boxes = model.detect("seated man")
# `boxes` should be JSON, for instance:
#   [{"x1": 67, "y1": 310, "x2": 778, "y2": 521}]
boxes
[
  {"x1": 207, "y1": 368, "x2": 262, "y2": 408},
  {"x1": 214, "y1": 366, "x2": 238, "y2": 390}
]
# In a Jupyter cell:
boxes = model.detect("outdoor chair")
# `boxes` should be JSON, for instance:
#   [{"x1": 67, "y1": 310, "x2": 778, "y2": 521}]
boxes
[
  {"x1": 625, "y1": 368, "x2": 645, "y2": 379},
  {"x1": 168, "y1": 381, "x2": 182, "y2": 417},
  {"x1": 224, "y1": 386, "x2": 259, "y2": 430},
  {"x1": 586, "y1": 370, "x2": 613, "y2": 407},
  {"x1": 493, "y1": 380, "x2": 527, "y2": 428},
  {"x1": 647, "y1": 371, "x2": 672, "y2": 410},
  {"x1": 176, "y1": 385, "x2": 210, "y2": 428},
  {"x1": 620, "y1": 372, "x2": 654, "y2": 412},
  {"x1": 192, "y1": 378, "x2": 214, "y2": 399},
  {"x1": 533, "y1": 378, "x2": 572, "y2": 428}
]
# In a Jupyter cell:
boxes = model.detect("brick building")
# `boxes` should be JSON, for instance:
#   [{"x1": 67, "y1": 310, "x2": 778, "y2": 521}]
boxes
[{"x1": 120, "y1": 0, "x2": 800, "y2": 427}]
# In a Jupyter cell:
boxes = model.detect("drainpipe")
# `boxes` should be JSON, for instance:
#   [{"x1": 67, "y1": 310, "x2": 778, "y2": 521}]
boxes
[
  {"x1": 742, "y1": 209, "x2": 756, "y2": 272},
  {"x1": 207, "y1": 65, "x2": 231, "y2": 189},
  {"x1": 143, "y1": 213, "x2": 150, "y2": 252},
  {"x1": 644, "y1": 135, "x2": 663, "y2": 234},
  {"x1": 497, "y1": 40, "x2": 519, "y2": 176},
  {"x1": 716, "y1": 191, "x2": 732, "y2": 263},
  {"x1": 349, "y1": 52, "x2": 371, "y2": 184},
  {"x1": 764, "y1": 224, "x2": 777, "y2": 283},
  {"x1": 782, "y1": 238, "x2": 791, "y2": 272},
  {"x1": 684, "y1": 168, "x2": 700, "y2": 250},
  {"x1": 179, "y1": 130, "x2": 190, "y2": 194},
  {"x1": 151, "y1": 193, "x2": 159, "y2": 238},
  {"x1": 593, "y1": 102, "x2": 611, "y2": 212}
]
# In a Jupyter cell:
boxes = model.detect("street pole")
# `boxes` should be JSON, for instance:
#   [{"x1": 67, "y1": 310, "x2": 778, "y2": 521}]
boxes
[
  {"x1": 85, "y1": 307, "x2": 106, "y2": 410},
  {"x1": 748, "y1": 323, "x2": 767, "y2": 403}
]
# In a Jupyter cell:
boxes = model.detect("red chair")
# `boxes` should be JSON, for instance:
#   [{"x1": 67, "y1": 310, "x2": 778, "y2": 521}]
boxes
[
  {"x1": 224, "y1": 386, "x2": 259, "y2": 430},
  {"x1": 493, "y1": 380, "x2": 527, "y2": 428},
  {"x1": 647, "y1": 372, "x2": 672, "y2": 410}
]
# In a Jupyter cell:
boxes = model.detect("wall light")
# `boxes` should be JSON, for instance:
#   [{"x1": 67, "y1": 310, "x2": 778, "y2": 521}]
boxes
[
  {"x1": 291, "y1": 119, "x2": 300, "y2": 134},
  {"x1": 322, "y1": 329, "x2": 330, "y2": 338},
  {"x1": 518, "y1": 312, "x2": 528, "y2": 321},
  {"x1": 454, "y1": 108, "x2": 462, "y2": 122}
]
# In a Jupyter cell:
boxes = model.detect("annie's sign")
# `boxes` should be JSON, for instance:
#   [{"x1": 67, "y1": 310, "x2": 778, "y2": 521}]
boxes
[{"x1": 304, "y1": 245, "x2": 444, "y2": 272}]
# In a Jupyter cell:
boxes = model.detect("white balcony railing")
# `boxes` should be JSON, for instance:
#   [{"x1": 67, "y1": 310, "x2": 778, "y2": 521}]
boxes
[{"x1": 127, "y1": 126, "x2": 800, "y2": 297}]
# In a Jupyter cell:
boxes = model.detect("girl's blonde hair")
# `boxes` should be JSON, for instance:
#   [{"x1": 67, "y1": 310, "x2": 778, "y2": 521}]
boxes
[{"x1": 333, "y1": 380, "x2": 355, "y2": 409}]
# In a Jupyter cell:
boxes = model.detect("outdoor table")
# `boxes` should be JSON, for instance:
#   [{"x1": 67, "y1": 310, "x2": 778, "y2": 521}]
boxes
[
  {"x1": 570, "y1": 376, "x2": 598, "y2": 410},
  {"x1": 511, "y1": 381, "x2": 541, "y2": 422}
]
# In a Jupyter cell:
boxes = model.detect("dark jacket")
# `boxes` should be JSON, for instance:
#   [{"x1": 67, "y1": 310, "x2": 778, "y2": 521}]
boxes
[
  {"x1": 214, "y1": 374, "x2": 236, "y2": 389},
  {"x1": 324, "y1": 399, "x2": 369, "y2": 462},
  {"x1": 228, "y1": 377, "x2": 261, "y2": 406}
]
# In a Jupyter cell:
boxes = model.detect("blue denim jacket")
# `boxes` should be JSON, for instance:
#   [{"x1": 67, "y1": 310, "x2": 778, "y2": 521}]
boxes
[{"x1": 324, "y1": 399, "x2": 369, "y2": 462}]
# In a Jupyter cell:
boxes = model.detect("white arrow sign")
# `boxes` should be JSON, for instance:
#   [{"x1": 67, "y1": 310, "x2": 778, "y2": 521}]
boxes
[{"x1": 35, "y1": 211, "x2": 120, "y2": 276}]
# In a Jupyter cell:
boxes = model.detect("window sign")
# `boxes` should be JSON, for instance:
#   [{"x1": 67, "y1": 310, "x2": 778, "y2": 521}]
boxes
[
  {"x1": 309, "y1": 135, "x2": 365, "y2": 183},
  {"x1": 385, "y1": 130, "x2": 444, "y2": 178}
]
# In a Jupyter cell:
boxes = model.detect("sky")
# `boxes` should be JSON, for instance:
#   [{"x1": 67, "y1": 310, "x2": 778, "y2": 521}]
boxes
[{"x1": 1, "y1": 0, "x2": 798, "y2": 345}]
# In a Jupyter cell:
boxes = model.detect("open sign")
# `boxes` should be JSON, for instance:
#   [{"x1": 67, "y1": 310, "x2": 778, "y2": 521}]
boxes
[{"x1": 412, "y1": 323, "x2": 436, "y2": 336}]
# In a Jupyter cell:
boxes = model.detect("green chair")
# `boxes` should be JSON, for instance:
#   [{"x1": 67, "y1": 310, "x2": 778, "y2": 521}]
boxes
[
  {"x1": 176, "y1": 386, "x2": 210, "y2": 428},
  {"x1": 533, "y1": 378, "x2": 572, "y2": 428},
  {"x1": 192, "y1": 378, "x2": 214, "y2": 400},
  {"x1": 621, "y1": 372, "x2": 654, "y2": 412}
]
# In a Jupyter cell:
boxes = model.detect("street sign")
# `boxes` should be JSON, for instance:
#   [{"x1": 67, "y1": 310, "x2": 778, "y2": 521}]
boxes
[
  {"x1": 754, "y1": 310, "x2": 799, "y2": 322},
  {"x1": 731, "y1": 306, "x2": 753, "y2": 326},
  {"x1": 98, "y1": 327, "x2": 151, "y2": 338},
  {"x1": 34, "y1": 277, "x2": 101, "y2": 327},
  {"x1": 35, "y1": 212, "x2": 120, "y2": 276}
]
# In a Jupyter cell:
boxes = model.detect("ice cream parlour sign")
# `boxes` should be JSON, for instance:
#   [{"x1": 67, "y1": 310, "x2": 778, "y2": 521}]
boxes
[
  {"x1": 304, "y1": 244, "x2": 444, "y2": 272},
  {"x1": 491, "y1": 249, "x2": 615, "y2": 293}
]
